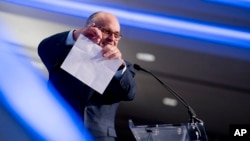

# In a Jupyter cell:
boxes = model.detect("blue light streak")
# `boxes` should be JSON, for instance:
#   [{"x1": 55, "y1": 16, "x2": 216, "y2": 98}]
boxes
[
  {"x1": 207, "y1": 0, "x2": 250, "y2": 8},
  {"x1": 0, "y1": 21, "x2": 92, "y2": 141},
  {"x1": 3, "y1": 0, "x2": 250, "y2": 49}
]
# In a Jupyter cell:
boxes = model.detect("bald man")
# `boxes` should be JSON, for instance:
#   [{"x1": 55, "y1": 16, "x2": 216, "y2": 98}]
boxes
[{"x1": 38, "y1": 11, "x2": 136, "y2": 141}]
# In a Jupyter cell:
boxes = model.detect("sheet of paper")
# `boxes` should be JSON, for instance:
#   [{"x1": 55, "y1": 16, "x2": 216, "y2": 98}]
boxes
[{"x1": 61, "y1": 34, "x2": 122, "y2": 94}]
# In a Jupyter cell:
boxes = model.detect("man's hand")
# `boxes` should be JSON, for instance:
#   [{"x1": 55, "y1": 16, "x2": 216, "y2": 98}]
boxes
[
  {"x1": 73, "y1": 23, "x2": 102, "y2": 44},
  {"x1": 102, "y1": 45, "x2": 122, "y2": 60},
  {"x1": 102, "y1": 45, "x2": 125, "y2": 69},
  {"x1": 74, "y1": 23, "x2": 125, "y2": 68}
]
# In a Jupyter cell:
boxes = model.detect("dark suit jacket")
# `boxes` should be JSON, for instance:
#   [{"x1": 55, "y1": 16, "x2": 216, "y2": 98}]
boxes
[{"x1": 38, "y1": 31, "x2": 136, "y2": 138}]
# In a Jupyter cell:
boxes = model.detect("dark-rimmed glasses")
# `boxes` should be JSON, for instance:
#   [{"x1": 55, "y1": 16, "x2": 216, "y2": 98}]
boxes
[{"x1": 96, "y1": 26, "x2": 122, "y2": 40}]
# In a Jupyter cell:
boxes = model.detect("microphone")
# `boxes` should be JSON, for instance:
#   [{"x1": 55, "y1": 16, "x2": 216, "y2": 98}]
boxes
[
  {"x1": 133, "y1": 64, "x2": 208, "y2": 140},
  {"x1": 133, "y1": 64, "x2": 202, "y2": 123}
]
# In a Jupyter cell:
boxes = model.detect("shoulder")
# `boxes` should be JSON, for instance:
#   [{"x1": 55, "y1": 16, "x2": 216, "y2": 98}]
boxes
[
  {"x1": 38, "y1": 31, "x2": 71, "y2": 55},
  {"x1": 37, "y1": 31, "x2": 71, "y2": 70},
  {"x1": 40, "y1": 31, "x2": 70, "y2": 44}
]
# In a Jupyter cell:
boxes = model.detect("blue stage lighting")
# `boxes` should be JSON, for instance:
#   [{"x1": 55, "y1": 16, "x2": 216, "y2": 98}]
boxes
[
  {"x1": 0, "y1": 21, "x2": 93, "y2": 141},
  {"x1": 3, "y1": 0, "x2": 250, "y2": 49},
  {"x1": 207, "y1": 0, "x2": 250, "y2": 8}
]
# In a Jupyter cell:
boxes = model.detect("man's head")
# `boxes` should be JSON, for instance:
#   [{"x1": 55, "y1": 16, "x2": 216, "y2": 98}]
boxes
[{"x1": 85, "y1": 11, "x2": 121, "y2": 48}]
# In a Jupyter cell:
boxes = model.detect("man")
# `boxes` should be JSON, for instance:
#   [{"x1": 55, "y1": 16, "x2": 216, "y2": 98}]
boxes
[{"x1": 38, "y1": 11, "x2": 136, "y2": 141}]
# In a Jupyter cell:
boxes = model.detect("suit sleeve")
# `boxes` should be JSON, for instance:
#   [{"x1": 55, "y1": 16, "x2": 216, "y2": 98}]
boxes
[
  {"x1": 119, "y1": 63, "x2": 137, "y2": 100},
  {"x1": 104, "y1": 62, "x2": 137, "y2": 101},
  {"x1": 37, "y1": 31, "x2": 72, "y2": 72}
]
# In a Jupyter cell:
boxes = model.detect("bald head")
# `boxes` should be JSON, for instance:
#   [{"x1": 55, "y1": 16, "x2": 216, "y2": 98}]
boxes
[
  {"x1": 85, "y1": 11, "x2": 120, "y2": 29},
  {"x1": 77, "y1": 11, "x2": 122, "y2": 48}
]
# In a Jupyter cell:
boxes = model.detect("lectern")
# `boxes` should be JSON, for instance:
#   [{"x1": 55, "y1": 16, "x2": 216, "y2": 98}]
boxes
[{"x1": 129, "y1": 119, "x2": 208, "y2": 141}]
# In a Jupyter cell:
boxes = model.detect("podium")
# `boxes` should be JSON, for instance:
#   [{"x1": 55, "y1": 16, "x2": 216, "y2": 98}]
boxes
[{"x1": 129, "y1": 120, "x2": 208, "y2": 141}]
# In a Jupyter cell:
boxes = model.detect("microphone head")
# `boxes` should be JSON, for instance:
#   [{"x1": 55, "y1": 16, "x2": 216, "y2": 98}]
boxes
[{"x1": 133, "y1": 64, "x2": 141, "y2": 71}]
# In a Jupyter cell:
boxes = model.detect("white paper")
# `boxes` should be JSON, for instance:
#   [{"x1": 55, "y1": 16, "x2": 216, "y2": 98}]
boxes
[{"x1": 61, "y1": 34, "x2": 122, "y2": 94}]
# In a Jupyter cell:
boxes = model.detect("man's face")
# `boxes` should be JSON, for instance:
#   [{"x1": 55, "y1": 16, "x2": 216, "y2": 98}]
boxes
[{"x1": 97, "y1": 15, "x2": 121, "y2": 48}]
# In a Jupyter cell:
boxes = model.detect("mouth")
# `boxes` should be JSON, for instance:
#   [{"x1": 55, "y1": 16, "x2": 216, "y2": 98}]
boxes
[{"x1": 102, "y1": 41, "x2": 113, "y2": 46}]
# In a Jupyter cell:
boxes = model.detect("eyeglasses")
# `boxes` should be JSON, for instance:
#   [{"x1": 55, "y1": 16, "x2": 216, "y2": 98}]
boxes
[{"x1": 96, "y1": 27, "x2": 122, "y2": 40}]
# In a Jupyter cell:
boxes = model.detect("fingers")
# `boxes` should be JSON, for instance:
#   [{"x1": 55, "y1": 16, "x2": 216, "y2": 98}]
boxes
[
  {"x1": 102, "y1": 46, "x2": 122, "y2": 60},
  {"x1": 82, "y1": 23, "x2": 102, "y2": 44}
]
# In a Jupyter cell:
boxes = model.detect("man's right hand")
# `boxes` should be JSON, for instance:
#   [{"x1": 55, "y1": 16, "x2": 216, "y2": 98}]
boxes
[{"x1": 73, "y1": 23, "x2": 102, "y2": 44}]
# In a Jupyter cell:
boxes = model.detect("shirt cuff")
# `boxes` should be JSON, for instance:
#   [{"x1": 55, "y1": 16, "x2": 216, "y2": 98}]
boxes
[
  {"x1": 66, "y1": 30, "x2": 75, "y2": 45},
  {"x1": 114, "y1": 65, "x2": 127, "y2": 79}
]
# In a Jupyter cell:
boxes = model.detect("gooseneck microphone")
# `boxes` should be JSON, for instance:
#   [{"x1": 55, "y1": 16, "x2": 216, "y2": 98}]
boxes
[
  {"x1": 133, "y1": 64, "x2": 202, "y2": 124},
  {"x1": 133, "y1": 64, "x2": 208, "y2": 140}
]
